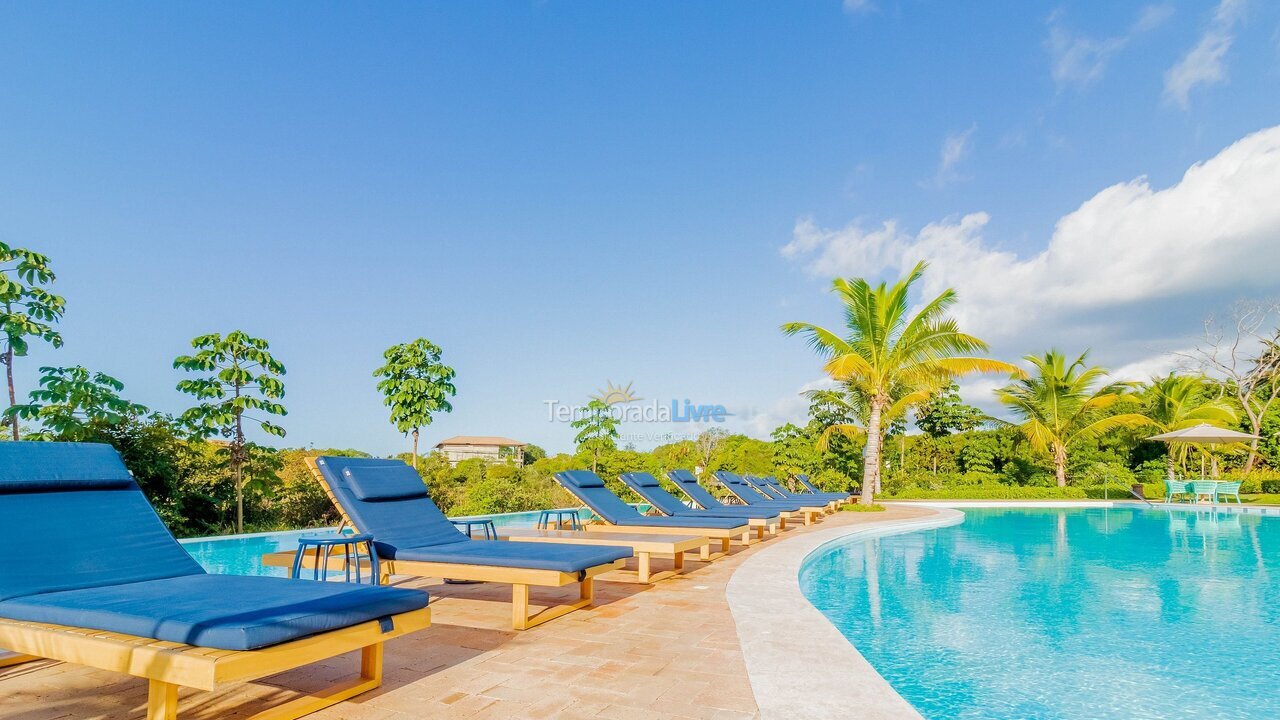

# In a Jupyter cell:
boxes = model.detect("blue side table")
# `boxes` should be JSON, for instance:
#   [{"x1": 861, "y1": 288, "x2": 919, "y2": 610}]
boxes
[
  {"x1": 537, "y1": 509, "x2": 583, "y2": 531},
  {"x1": 450, "y1": 519, "x2": 498, "y2": 540},
  {"x1": 292, "y1": 533, "x2": 380, "y2": 585}
]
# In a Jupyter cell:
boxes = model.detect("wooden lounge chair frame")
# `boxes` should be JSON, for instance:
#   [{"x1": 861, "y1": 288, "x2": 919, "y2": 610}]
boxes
[
  {"x1": 0, "y1": 608, "x2": 429, "y2": 720},
  {"x1": 308, "y1": 458, "x2": 623, "y2": 630}
]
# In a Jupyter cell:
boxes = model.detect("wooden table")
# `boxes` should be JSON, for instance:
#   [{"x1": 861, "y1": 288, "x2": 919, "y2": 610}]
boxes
[{"x1": 501, "y1": 529, "x2": 708, "y2": 584}]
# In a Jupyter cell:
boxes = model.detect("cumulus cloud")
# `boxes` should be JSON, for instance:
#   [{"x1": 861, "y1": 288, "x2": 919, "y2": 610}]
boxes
[
  {"x1": 736, "y1": 377, "x2": 835, "y2": 437},
  {"x1": 1046, "y1": 5, "x2": 1173, "y2": 90},
  {"x1": 783, "y1": 125, "x2": 1280, "y2": 359},
  {"x1": 1164, "y1": 0, "x2": 1246, "y2": 108}
]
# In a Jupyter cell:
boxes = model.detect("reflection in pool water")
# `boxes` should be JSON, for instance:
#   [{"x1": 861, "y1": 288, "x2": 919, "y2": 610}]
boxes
[{"x1": 799, "y1": 507, "x2": 1280, "y2": 720}]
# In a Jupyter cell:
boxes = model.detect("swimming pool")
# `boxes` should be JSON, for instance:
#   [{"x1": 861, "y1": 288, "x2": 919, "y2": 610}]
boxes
[
  {"x1": 180, "y1": 507, "x2": 603, "y2": 576},
  {"x1": 799, "y1": 507, "x2": 1280, "y2": 720}
]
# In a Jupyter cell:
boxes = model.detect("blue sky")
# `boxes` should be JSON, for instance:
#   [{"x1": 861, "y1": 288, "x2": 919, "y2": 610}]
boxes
[{"x1": 1, "y1": 1, "x2": 1278, "y2": 455}]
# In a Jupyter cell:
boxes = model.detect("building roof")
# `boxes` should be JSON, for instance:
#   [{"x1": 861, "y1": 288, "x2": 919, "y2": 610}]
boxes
[{"x1": 434, "y1": 435, "x2": 528, "y2": 448}]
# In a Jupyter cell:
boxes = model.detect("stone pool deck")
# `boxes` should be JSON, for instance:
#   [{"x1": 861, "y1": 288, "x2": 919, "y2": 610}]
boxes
[{"x1": 0, "y1": 504, "x2": 934, "y2": 720}]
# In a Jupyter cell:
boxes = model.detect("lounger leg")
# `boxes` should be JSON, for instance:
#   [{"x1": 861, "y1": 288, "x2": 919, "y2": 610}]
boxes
[
  {"x1": 361, "y1": 643, "x2": 384, "y2": 684},
  {"x1": 722, "y1": 538, "x2": 731, "y2": 555},
  {"x1": 581, "y1": 577, "x2": 594, "y2": 604},
  {"x1": 147, "y1": 680, "x2": 179, "y2": 720},
  {"x1": 0, "y1": 653, "x2": 36, "y2": 669},
  {"x1": 742, "y1": 530, "x2": 753, "y2": 544},
  {"x1": 673, "y1": 551, "x2": 685, "y2": 572},
  {"x1": 244, "y1": 642, "x2": 386, "y2": 720},
  {"x1": 512, "y1": 584, "x2": 531, "y2": 630},
  {"x1": 699, "y1": 544, "x2": 711, "y2": 561},
  {"x1": 638, "y1": 552, "x2": 651, "y2": 583}
]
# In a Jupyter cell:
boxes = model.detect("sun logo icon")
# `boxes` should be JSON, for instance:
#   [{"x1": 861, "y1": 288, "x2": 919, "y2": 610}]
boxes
[{"x1": 592, "y1": 380, "x2": 642, "y2": 406}]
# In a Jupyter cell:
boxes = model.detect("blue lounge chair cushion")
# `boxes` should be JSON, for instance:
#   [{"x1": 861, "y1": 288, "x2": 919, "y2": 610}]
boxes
[
  {"x1": 622, "y1": 472, "x2": 779, "y2": 521},
  {"x1": 316, "y1": 457, "x2": 632, "y2": 571},
  {"x1": 667, "y1": 469, "x2": 733, "y2": 509},
  {"x1": 555, "y1": 471, "x2": 749, "y2": 529},
  {"x1": 393, "y1": 539, "x2": 630, "y2": 573},
  {"x1": 341, "y1": 464, "x2": 430, "y2": 501},
  {"x1": 0, "y1": 574, "x2": 429, "y2": 651},
  {"x1": 714, "y1": 472, "x2": 807, "y2": 511},
  {"x1": 0, "y1": 441, "x2": 134, "y2": 493}
]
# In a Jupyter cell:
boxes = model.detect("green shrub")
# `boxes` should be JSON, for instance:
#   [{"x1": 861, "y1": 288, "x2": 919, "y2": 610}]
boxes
[{"x1": 885, "y1": 485, "x2": 1089, "y2": 500}]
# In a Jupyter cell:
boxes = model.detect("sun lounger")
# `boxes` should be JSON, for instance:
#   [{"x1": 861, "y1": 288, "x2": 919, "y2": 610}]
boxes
[
  {"x1": 666, "y1": 468, "x2": 796, "y2": 529},
  {"x1": 554, "y1": 470, "x2": 754, "y2": 559},
  {"x1": 712, "y1": 471, "x2": 826, "y2": 525},
  {"x1": 308, "y1": 457, "x2": 629, "y2": 630},
  {"x1": 620, "y1": 471, "x2": 780, "y2": 537},
  {"x1": 753, "y1": 475, "x2": 847, "y2": 508},
  {"x1": 767, "y1": 474, "x2": 850, "y2": 503},
  {"x1": 797, "y1": 473, "x2": 855, "y2": 502},
  {"x1": 0, "y1": 442, "x2": 430, "y2": 720}
]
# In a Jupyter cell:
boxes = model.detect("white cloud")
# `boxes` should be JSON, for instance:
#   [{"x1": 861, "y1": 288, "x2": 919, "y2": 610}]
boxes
[
  {"x1": 1046, "y1": 5, "x2": 1173, "y2": 90},
  {"x1": 1164, "y1": 0, "x2": 1247, "y2": 108},
  {"x1": 930, "y1": 125, "x2": 976, "y2": 187},
  {"x1": 842, "y1": 0, "x2": 876, "y2": 16},
  {"x1": 782, "y1": 125, "x2": 1280, "y2": 360},
  {"x1": 736, "y1": 377, "x2": 835, "y2": 437}
]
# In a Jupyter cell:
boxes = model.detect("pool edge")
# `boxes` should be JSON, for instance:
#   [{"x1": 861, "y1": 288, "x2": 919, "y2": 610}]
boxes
[{"x1": 725, "y1": 506, "x2": 964, "y2": 720}]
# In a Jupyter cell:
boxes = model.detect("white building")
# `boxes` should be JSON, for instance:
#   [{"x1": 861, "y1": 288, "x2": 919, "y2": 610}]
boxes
[{"x1": 434, "y1": 435, "x2": 527, "y2": 466}]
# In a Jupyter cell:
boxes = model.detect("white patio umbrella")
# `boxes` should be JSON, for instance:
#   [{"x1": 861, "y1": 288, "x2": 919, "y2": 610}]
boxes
[{"x1": 1146, "y1": 424, "x2": 1259, "y2": 478}]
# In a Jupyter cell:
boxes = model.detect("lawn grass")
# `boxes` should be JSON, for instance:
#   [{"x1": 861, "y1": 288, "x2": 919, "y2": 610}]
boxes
[{"x1": 840, "y1": 503, "x2": 887, "y2": 512}]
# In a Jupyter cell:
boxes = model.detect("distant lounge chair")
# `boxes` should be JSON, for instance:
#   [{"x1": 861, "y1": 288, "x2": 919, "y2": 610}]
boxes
[
  {"x1": 620, "y1": 472, "x2": 781, "y2": 537},
  {"x1": 1164, "y1": 478, "x2": 1192, "y2": 503},
  {"x1": 666, "y1": 469, "x2": 793, "y2": 530},
  {"x1": 0, "y1": 442, "x2": 431, "y2": 720},
  {"x1": 712, "y1": 471, "x2": 826, "y2": 525},
  {"x1": 785, "y1": 474, "x2": 854, "y2": 504},
  {"x1": 554, "y1": 470, "x2": 755, "y2": 559},
  {"x1": 310, "y1": 457, "x2": 629, "y2": 630},
  {"x1": 745, "y1": 475, "x2": 841, "y2": 510}
]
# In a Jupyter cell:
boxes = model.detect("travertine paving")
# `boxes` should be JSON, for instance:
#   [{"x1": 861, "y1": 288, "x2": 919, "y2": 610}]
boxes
[{"x1": 0, "y1": 505, "x2": 931, "y2": 720}]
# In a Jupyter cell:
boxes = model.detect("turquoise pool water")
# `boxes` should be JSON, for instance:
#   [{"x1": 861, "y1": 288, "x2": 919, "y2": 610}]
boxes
[
  {"x1": 799, "y1": 507, "x2": 1280, "y2": 720},
  {"x1": 180, "y1": 507, "x2": 599, "y2": 576}
]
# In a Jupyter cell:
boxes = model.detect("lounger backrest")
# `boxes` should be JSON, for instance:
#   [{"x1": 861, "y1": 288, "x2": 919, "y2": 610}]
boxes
[
  {"x1": 714, "y1": 471, "x2": 764, "y2": 500},
  {"x1": 745, "y1": 475, "x2": 784, "y2": 498},
  {"x1": 554, "y1": 471, "x2": 641, "y2": 524},
  {"x1": 0, "y1": 442, "x2": 204, "y2": 602},
  {"x1": 667, "y1": 469, "x2": 725, "y2": 508},
  {"x1": 314, "y1": 456, "x2": 468, "y2": 554},
  {"x1": 619, "y1": 472, "x2": 685, "y2": 515},
  {"x1": 797, "y1": 475, "x2": 820, "y2": 493}
]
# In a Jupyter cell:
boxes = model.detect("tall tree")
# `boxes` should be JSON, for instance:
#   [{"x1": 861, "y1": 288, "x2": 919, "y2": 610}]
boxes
[
  {"x1": 1184, "y1": 302, "x2": 1280, "y2": 472},
  {"x1": 174, "y1": 331, "x2": 286, "y2": 534},
  {"x1": 915, "y1": 382, "x2": 986, "y2": 437},
  {"x1": 1144, "y1": 373, "x2": 1238, "y2": 480},
  {"x1": 5, "y1": 365, "x2": 147, "y2": 440},
  {"x1": 571, "y1": 399, "x2": 619, "y2": 473},
  {"x1": 695, "y1": 428, "x2": 729, "y2": 475},
  {"x1": 995, "y1": 350, "x2": 1151, "y2": 486},
  {"x1": 373, "y1": 338, "x2": 457, "y2": 468},
  {"x1": 782, "y1": 262, "x2": 1018, "y2": 504},
  {"x1": 0, "y1": 242, "x2": 65, "y2": 440}
]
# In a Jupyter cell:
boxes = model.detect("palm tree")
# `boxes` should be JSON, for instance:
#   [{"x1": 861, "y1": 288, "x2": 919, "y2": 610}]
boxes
[
  {"x1": 1144, "y1": 373, "x2": 1237, "y2": 480},
  {"x1": 995, "y1": 350, "x2": 1152, "y2": 487},
  {"x1": 782, "y1": 262, "x2": 1019, "y2": 504}
]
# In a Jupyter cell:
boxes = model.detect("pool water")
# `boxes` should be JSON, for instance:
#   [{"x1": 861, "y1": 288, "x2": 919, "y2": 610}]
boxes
[
  {"x1": 180, "y1": 507, "x2": 601, "y2": 576},
  {"x1": 799, "y1": 507, "x2": 1280, "y2": 720}
]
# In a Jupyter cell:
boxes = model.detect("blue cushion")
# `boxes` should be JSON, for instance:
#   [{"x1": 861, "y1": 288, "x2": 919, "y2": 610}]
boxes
[
  {"x1": 342, "y1": 464, "x2": 430, "y2": 501},
  {"x1": 557, "y1": 470, "x2": 606, "y2": 488},
  {"x1": 667, "y1": 469, "x2": 731, "y2": 510},
  {"x1": 0, "y1": 574, "x2": 429, "y2": 651},
  {"x1": 395, "y1": 539, "x2": 630, "y2": 573},
  {"x1": 0, "y1": 441, "x2": 133, "y2": 493},
  {"x1": 621, "y1": 472, "x2": 661, "y2": 488},
  {"x1": 315, "y1": 457, "x2": 469, "y2": 554},
  {"x1": 620, "y1": 472, "x2": 686, "y2": 516},
  {"x1": 554, "y1": 471, "x2": 749, "y2": 530},
  {"x1": 714, "y1": 472, "x2": 806, "y2": 511}
]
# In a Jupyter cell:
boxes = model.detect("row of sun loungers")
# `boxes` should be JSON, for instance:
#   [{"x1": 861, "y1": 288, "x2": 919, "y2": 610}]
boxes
[{"x1": 0, "y1": 441, "x2": 849, "y2": 719}]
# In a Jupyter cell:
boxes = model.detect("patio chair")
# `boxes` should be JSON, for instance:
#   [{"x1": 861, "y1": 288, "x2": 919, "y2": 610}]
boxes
[
  {"x1": 619, "y1": 472, "x2": 780, "y2": 537},
  {"x1": 1188, "y1": 480, "x2": 1220, "y2": 504},
  {"x1": 1163, "y1": 478, "x2": 1192, "y2": 503},
  {"x1": 789, "y1": 474, "x2": 855, "y2": 503},
  {"x1": 1215, "y1": 481, "x2": 1243, "y2": 504},
  {"x1": 310, "y1": 457, "x2": 629, "y2": 630},
  {"x1": 0, "y1": 442, "x2": 431, "y2": 720},
  {"x1": 666, "y1": 469, "x2": 794, "y2": 530}
]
